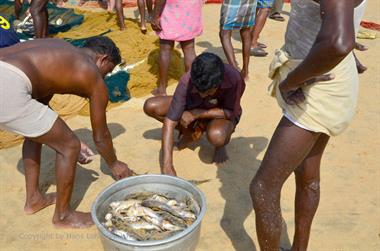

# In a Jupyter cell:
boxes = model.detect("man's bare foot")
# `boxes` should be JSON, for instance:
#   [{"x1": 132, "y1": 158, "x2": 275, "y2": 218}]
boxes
[
  {"x1": 162, "y1": 167, "x2": 177, "y2": 176},
  {"x1": 213, "y1": 146, "x2": 229, "y2": 164},
  {"x1": 151, "y1": 88, "x2": 167, "y2": 96},
  {"x1": 24, "y1": 192, "x2": 56, "y2": 215},
  {"x1": 53, "y1": 211, "x2": 94, "y2": 228},
  {"x1": 140, "y1": 23, "x2": 147, "y2": 33}
]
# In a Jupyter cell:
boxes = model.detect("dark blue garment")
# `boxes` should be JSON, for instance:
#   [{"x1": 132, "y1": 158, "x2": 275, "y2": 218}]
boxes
[
  {"x1": 0, "y1": 13, "x2": 20, "y2": 48},
  {"x1": 0, "y1": 13, "x2": 20, "y2": 47}
]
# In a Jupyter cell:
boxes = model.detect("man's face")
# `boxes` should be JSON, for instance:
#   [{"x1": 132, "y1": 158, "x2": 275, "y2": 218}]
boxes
[{"x1": 199, "y1": 87, "x2": 218, "y2": 98}]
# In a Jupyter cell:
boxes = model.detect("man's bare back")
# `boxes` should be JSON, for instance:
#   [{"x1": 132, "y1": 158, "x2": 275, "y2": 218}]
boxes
[{"x1": 0, "y1": 38, "x2": 104, "y2": 100}]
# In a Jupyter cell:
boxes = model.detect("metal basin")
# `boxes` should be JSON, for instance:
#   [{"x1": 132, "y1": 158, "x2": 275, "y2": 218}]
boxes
[{"x1": 91, "y1": 174, "x2": 207, "y2": 251}]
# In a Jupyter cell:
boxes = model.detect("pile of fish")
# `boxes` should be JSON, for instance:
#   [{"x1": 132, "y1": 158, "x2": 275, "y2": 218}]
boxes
[{"x1": 102, "y1": 192, "x2": 200, "y2": 241}]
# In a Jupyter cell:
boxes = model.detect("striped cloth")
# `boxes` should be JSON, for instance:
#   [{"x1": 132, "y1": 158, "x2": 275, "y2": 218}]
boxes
[
  {"x1": 257, "y1": 0, "x2": 274, "y2": 8},
  {"x1": 220, "y1": 0, "x2": 258, "y2": 30}
]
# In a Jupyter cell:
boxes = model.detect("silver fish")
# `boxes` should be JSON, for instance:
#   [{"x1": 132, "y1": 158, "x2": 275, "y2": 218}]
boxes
[
  {"x1": 162, "y1": 220, "x2": 185, "y2": 231},
  {"x1": 129, "y1": 221, "x2": 161, "y2": 231},
  {"x1": 112, "y1": 229, "x2": 137, "y2": 241},
  {"x1": 186, "y1": 196, "x2": 200, "y2": 215},
  {"x1": 156, "y1": 210, "x2": 187, "y2": 228},
  {"x1": 142, "y1": 199, "x2": 196, "y2": 221}
]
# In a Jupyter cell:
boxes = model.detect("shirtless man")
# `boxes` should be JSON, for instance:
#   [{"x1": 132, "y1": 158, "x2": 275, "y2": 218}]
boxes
[
  {"x1": 0, "y1": 36, "x2": 133, "y2": 228},
  {"x1": 143, "y1": 53, "x2": 245, "y2": 176},
  {"x1": 249, "y1": 0, "x2": 365, "y2": 250}
]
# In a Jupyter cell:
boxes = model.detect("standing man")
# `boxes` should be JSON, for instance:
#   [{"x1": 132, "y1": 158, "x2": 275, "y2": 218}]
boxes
[
  {"x1": 150, "y1": 0, "x2": 203, "y2": 96},
  {"x1": 0, "y1": 36, "x2": 133, "y2": 228},
  {"x1": 219, "y1": 0, "x2": 257, "y2": 80},
  {"x1": 143, "y1": 53, "x2": 245, "y2": 176},
  {"x1": 250, "y1": 0, "x2": 366, "y2": 250},
  {"x1": 250, "y1": 0, "x2": 274, "y2": 57}
]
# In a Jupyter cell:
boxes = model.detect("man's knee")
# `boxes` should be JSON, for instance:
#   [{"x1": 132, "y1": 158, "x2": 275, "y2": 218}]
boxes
[
  {"x1": 219, "y1": 30, "x2": 229, "y2": 40},
  {"x1": 143, "y1": 98, "x2": 156, "y2": 117},
  {"x1": 260, "y1": 8, "x2": 271, "y2": 17},
  {"x1": 62, "y1": 133, "x2": 80, "y2": 157},
  {"x1": 207, "y1": 127, "x2": 230, "y2": 147}
]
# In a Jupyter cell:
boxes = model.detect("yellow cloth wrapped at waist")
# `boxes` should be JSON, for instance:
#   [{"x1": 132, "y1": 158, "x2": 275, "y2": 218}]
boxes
[{"x1": 268, "y1": 49, "x2": 359, "y2": 136}]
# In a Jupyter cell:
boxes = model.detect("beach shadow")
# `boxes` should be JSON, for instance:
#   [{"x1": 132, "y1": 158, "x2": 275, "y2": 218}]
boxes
[
  {"x1": 197, "y1": 136, "x2": 292, "y2": 250},
  {"x1": 16, "y1": 123, "x2": 126, "y2": 209},
  {"x1": 210, "y1": 136, "x2": 267, "y2": 251}
]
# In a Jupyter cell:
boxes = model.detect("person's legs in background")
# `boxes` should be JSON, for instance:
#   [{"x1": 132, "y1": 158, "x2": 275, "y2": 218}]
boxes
[
  {"x1": 269, "y1": 0, "x2": 285, "y2": 22},
  {"x1": 250, "y1": 0, "x2": 274, "y2": 57}
]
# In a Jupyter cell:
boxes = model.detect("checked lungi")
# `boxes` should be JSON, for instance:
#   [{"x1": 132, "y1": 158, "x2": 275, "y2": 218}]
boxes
[
  {"x1": 257, "y1": 0, "x2": 274, "y2": 9},
  {"x1": 220, "y1": 0, "x2": 258, "y2": 30}
]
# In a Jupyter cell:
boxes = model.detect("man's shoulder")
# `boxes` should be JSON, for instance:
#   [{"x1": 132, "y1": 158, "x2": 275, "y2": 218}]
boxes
[{"x1": 222, "y1": 64, "x2": 244, "y2": 88}]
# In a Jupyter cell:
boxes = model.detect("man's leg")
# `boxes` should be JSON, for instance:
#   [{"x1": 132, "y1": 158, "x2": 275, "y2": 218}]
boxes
[
  {"x1": 23, "y1": 139, "x2": 56, "y2": 214},
  {"x1": 251, "y1": 6, "x2": 271, "y2": 56},
  {"x1": 269, "y1": 0, "x2": 285, "y2": 21},
  {"x1": 143, "y1": 96, "x2": 196, "y2": 150},
  {"x1": 143, "y1": 96, "x2": 172, "y2": 122},
  {"x1": 219, "y1": 29, "x2": 239, "y2": 70},
  {"x1": 14, "y1": 0, "x2": 22, "y2": 19},
  {"x1": 30, "y1": 0, "x2": 49, "y2": 38},
  {"x1": 291, "y1": 134, "x2": 329, "y2": 251},
  {"x1": 152, "y1": 39, "x2": 175, "y2": 96},
  {"x1": 180, "y1": 39, "x2": 196, "y2": 72},
  {"x1": 250, "y1": 117, "x2": 321, "y2": 250},
  {"x1": 206, "y1": 118, "x2": 235, "y2": 164},
  {"x1": 240, "y1": 27, "x2": 252, "y2": 80},
  {"x1": 137, "y1": 0, "x2": 147, "y2": 31},
  {"x1": 146, "y1": 0, "x2": 153, "y2": 18},
  {"x1": 115, "y1": 0, "x2": 125, "y2": 30},
  {"x1": 30, "y1": 117, "x2": 93, "y2": 228}
]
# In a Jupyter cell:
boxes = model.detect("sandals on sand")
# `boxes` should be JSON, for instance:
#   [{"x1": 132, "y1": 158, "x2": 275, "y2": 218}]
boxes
[
  {"x1": 269, "y1": 12, "x2": 285, "y2": 22},
  {"x1": 250, "y1": 47, "x2": 268, "y2": 57},
  {"x1": 258, "y1": 42, "x2": 267, "y2": 49}
]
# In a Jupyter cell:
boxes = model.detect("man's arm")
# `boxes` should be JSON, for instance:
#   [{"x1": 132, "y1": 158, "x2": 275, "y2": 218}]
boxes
[
  {"x1": 89, "y1": 78, "x2": 132, "y2": 179},
  {"x1": 151, "y1": 0, "x2": 166, "y2": 31},
  {"x1": 189, "y1": 108, "x2": 229, "y2": 120},
  {"x1": 281, "y1": 0, "x2": 356, "y2": 92},
  {"x1": 161, "y1": 117, "x2": 178, "y2": 176}
]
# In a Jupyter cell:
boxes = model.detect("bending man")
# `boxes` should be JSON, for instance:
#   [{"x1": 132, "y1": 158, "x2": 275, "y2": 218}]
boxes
[{"x1": 0, "y1": 36, "x2": 133, "y2": 228}]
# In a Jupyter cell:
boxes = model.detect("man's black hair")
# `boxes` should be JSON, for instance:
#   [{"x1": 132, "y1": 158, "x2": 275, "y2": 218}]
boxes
[
  {"x1": 190, "y1": 52, "x2": 224, "y2": 92},
  {"x1": 83, "y1": 36, "x2": 122, "y2": 65}
]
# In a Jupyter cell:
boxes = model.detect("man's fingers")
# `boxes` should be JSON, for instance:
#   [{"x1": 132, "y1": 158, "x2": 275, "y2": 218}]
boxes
[{"x1": 305, "y1": 74, "x2": 335, "y2": 85}]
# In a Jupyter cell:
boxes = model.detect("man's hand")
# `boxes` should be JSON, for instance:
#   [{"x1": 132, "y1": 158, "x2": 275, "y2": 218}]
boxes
[
  {"x1": 110, "y1": 160, "x2": 134, "y2": 180},
  {"x1": 78, "y1": 141, "x2": 95, "y2": 164},
  {"x1": 180, "y1": 111, "x2": 197, "y2": 128},
  {"x1": 151, "y1": 16, "x2": 162, "y2": 31},
  {"x1": 162, "y1": 165, "x2": 177, "y2": 176},
  {"x1": 280, "y1": 74, "x2": 335, "y2": 105}
]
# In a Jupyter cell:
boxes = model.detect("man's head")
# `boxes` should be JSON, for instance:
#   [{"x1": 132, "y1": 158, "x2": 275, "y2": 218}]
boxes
[
  {"x1": 83, "y1": 36, "x2": 122, "y2": 77},
  {"x1": 190, "y1": 52, "x2": 224, "y2": 97}
]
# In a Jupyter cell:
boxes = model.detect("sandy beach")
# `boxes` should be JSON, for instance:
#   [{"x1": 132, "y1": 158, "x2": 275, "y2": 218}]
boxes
[{"x1": 0, "y1": 2, "x2": 379, "y2": 250}]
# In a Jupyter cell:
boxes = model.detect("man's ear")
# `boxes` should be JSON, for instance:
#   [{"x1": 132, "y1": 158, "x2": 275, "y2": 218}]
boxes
[{"x1": 102, "y1": 54, "x2": 111, "y2": 64}]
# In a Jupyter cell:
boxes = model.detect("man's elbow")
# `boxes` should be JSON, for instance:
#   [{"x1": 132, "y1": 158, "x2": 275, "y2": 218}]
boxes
[
  {"x1": 93, "y1": 131, "x2": 111, "y2": 147},
  {"x1": 329, "y1": 36, "x2": 355, "y2": 57}
]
